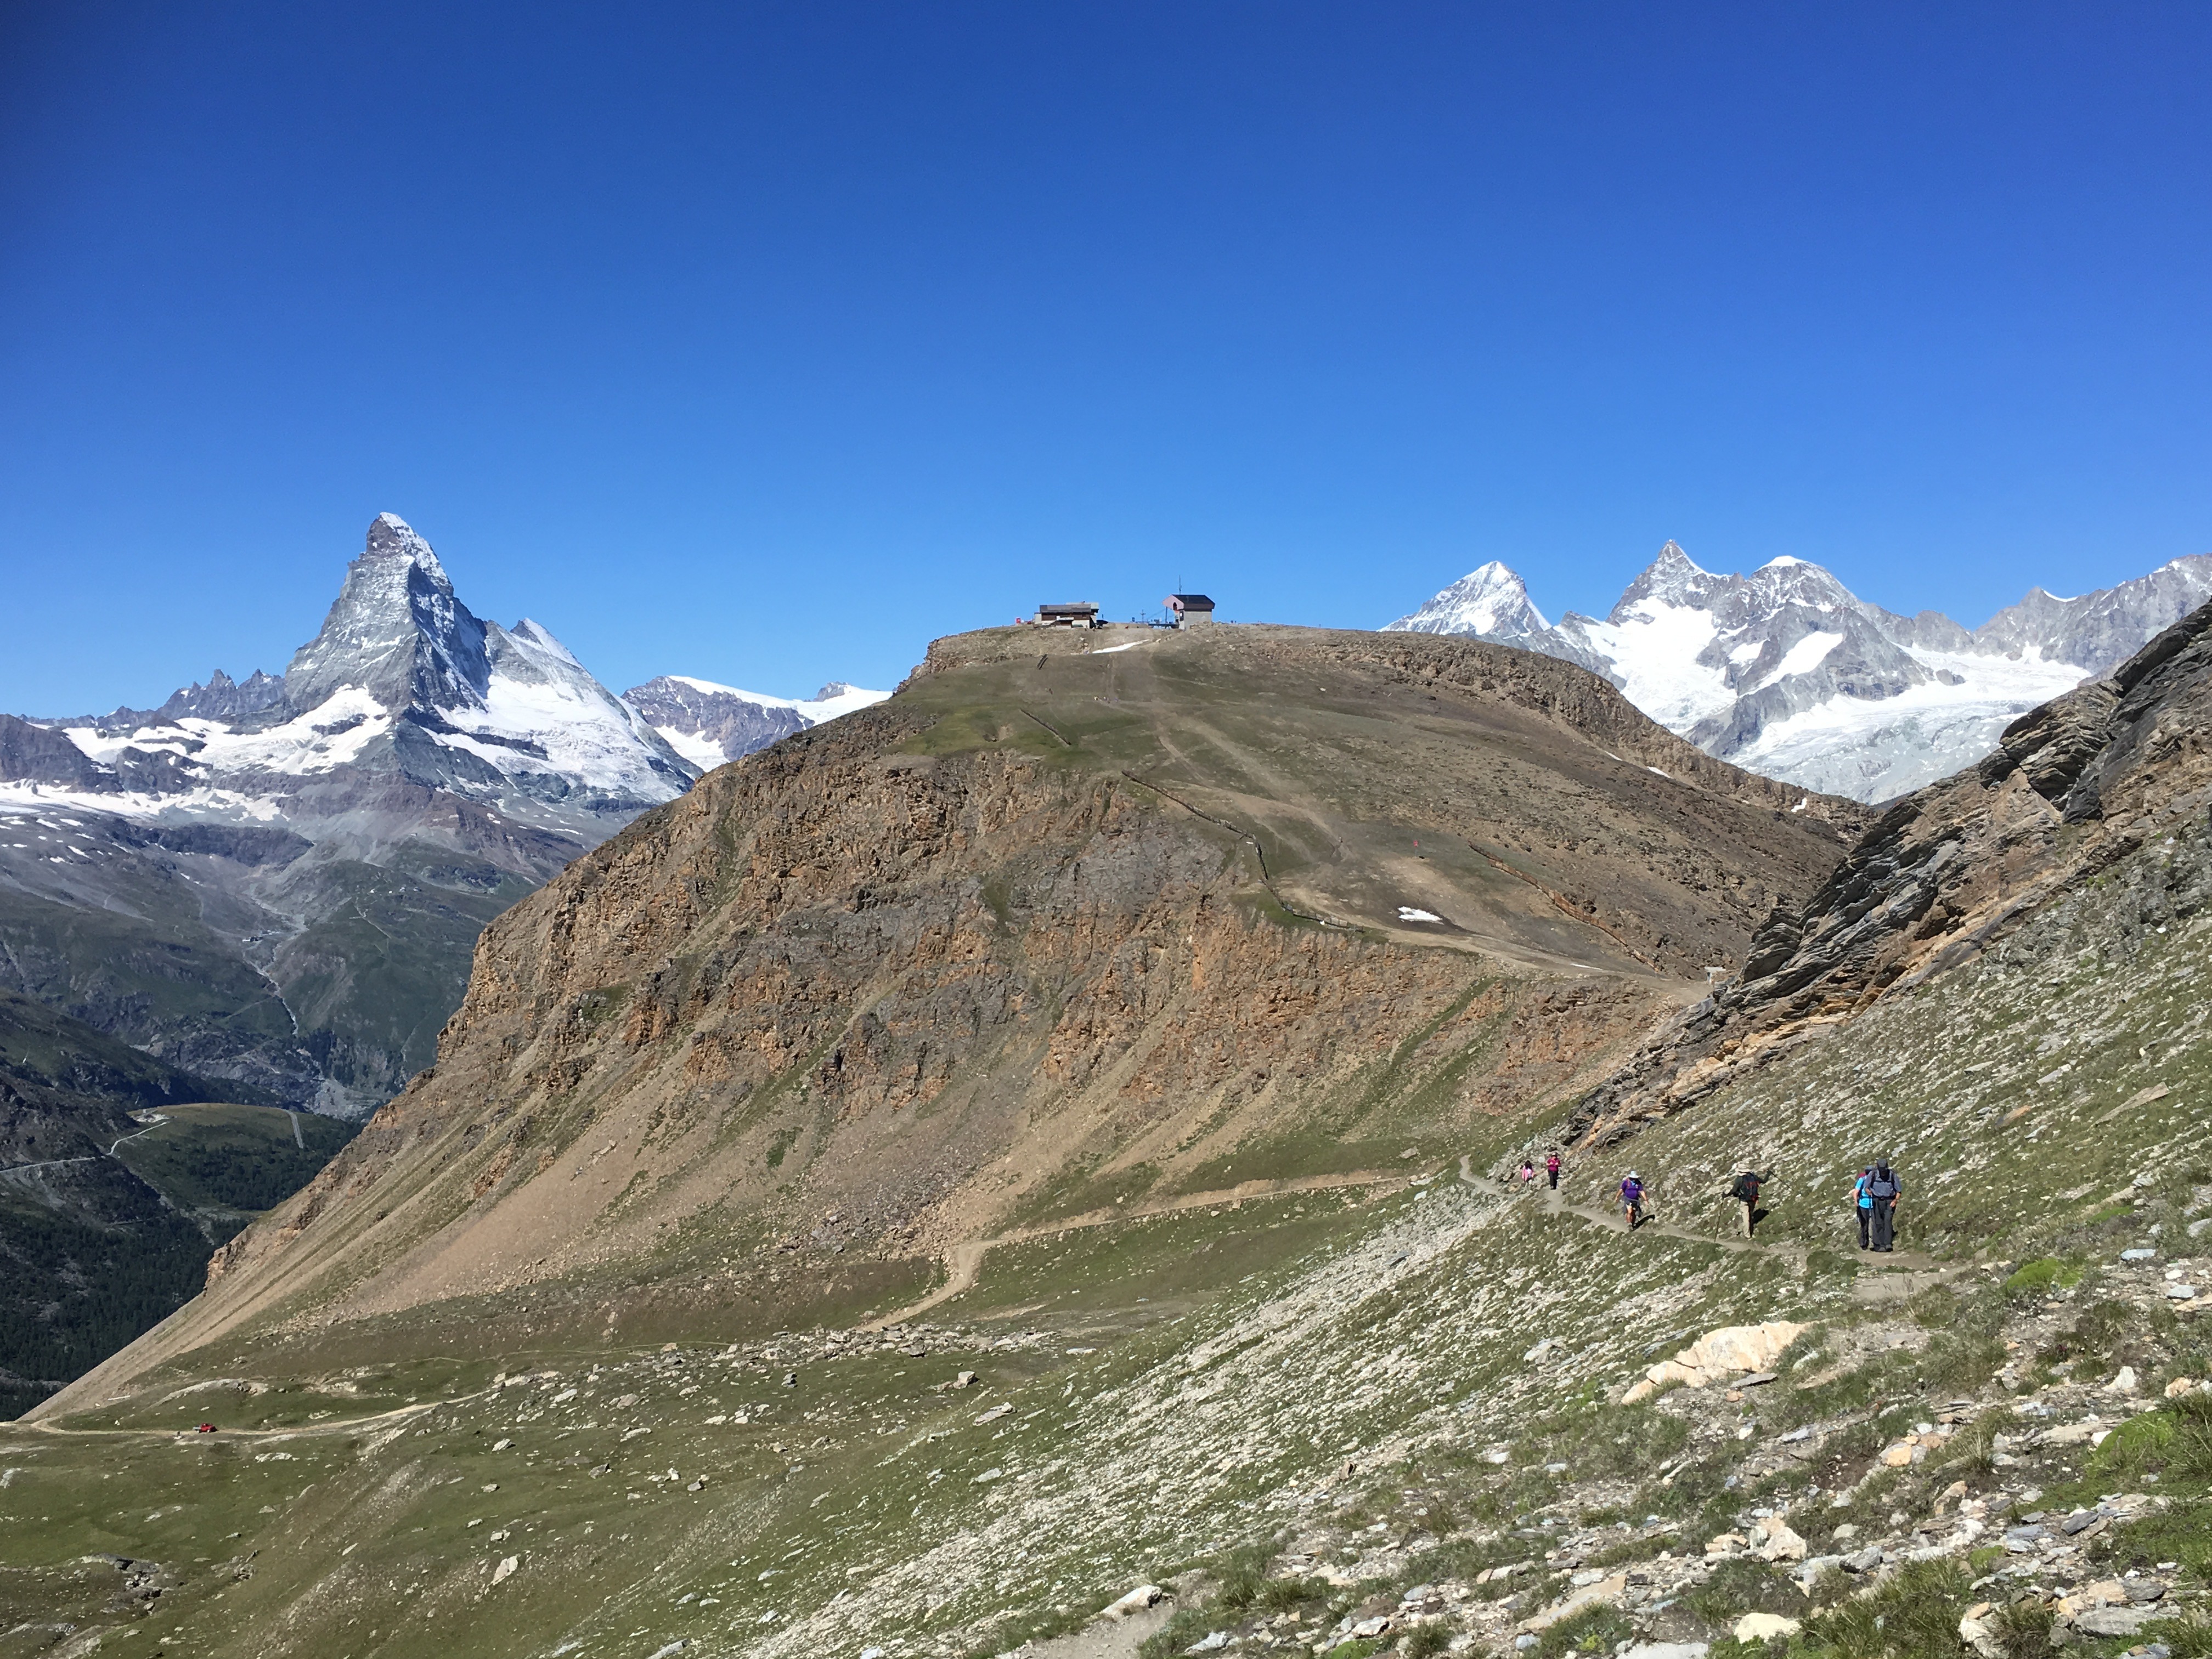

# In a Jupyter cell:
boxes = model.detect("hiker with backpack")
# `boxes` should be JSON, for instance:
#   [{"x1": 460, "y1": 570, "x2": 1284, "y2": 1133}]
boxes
[
  {"x1": 1545, "y1": 1149, "x2": 1561, "y2": 1190},
  {"x1": 1852, "y1": 1166, "x2": 1876, "y2": 1250},
  {"x1": 1864, "y1": 1162, "x2": 1901, "y2": 1251},
  {"x1": 1620, "y1": 1171, "x2": 1647, "y2": 1230},
  {"x1": 1727, "y1": 1166, "x2": 1771, "y2": 1237}
]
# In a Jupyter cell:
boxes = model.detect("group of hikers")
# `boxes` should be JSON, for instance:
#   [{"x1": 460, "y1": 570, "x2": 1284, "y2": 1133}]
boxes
[{"x1": 1510, "y1": 1152, "x2": 1906, "y2": 1251}]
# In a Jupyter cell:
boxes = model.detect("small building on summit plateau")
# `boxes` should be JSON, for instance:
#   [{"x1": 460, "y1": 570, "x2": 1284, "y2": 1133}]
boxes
[
  {"x1": 1166, "y1": 593, "x2": 1215, "y2": 628},
  {"x1": 1033, "y1": 601, "x2": 1102, "y2": 628}
]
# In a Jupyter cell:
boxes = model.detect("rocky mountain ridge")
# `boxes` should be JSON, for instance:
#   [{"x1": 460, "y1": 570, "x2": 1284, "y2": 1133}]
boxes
[{"x1": 1387, "y1": 543, "x2": 2212, "y2": 803}]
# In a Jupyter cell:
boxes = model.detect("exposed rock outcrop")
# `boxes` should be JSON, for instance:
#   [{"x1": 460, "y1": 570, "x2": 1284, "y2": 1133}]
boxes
[{"x1": 1567, "y1": 598, "x2": 2212, "y2": 1146}]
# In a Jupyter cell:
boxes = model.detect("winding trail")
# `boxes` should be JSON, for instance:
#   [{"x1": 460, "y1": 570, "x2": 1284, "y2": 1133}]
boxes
[
  {"x1": 868, "y1": 1169, "x2": 1409, "y2": 1330},
  {"x1": 1456, "y1": 1156, "x2": 1955, "y2": 1286},
  {"x1": 0, "y1": 1115, "x2": 167, "y2": 1178},
  {"x1": 8, "y1": 1387, "x2": 490, "y2": 1444}
]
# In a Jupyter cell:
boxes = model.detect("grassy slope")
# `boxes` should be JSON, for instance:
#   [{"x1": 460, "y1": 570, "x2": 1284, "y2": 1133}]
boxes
[
  {"x1": 2, "y1": 769, "x2": 2200, "y2": 1655},
  {"x1": 0, "y1": 884, "x2": 296, "y2": 1084},
  {"x1": 894, "y1": 626, "x2": 1854, "y2": 978},
  {"x1": 270, "y1": 857, "x2": 533, "y2": 1100}
]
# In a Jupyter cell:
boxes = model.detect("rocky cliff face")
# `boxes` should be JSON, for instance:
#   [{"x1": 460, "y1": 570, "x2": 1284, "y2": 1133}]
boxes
[{"x1": 1567, "y1": 596, "x2": 2212, "y2": 1144}]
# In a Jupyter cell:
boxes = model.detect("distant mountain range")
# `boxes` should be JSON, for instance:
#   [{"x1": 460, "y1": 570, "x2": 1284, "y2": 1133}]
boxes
[
  {"x1": 624, "y1": 676, "x2": 889, "y2": 770},
  {"x1": 1386, "y1": 543, "x2": 2212, "y2": 800},
  {"x1": 0, "y1": 514, "x2": 881, "y2": 1116}
]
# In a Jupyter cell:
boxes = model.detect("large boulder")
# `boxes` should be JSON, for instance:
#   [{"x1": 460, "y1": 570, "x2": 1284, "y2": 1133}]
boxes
[{"x1": 1622, "y1": 1321, "x2": 1806, "y2": 1402}]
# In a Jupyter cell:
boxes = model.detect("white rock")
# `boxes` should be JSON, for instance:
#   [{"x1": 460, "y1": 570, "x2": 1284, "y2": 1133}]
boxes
[
  {"x1": 1733, "y1": 1613, "x2": 1802, "y2": 1641},
  {"x1": 2109, "y1": 1366, "x2": 2139, "y2": 1393},
  {"x1": 1621, "y1": 1645, "x2": 1708, "y2": 1659},
  {"x1": 1754, "y1": 1519, "x2": 1807, "y2": 1562},
  {"x1": 1103, "y1": 1585, "x2": 1166, "y2": 1620},
  {"x1": 492, "y1": 1555, "x2": 519, "y2": 1584},
  {"x1": 1958, "y1": 1604, "x2": 2004, "y2": 1659},
  {"x1": 1622, "y1": 1321, "x2": 1807, "y2": 1402},
  {"x1": 1517, "y1": 1573, "x2": 1626, "y2": 1632}
]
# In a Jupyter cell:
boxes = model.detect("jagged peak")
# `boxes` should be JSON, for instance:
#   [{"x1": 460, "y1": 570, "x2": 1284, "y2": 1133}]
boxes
[
  {"x1": 507, "y1": 618, "x2": 582, "y2": 665},
  {"x1": 364, "y1": 512, "x2": 436, "y2": 564},
  {"x1": 1652, "y1": 539, "x2": 1706, "y2": 574},
  {"x1": 1384, "y1": 558, "x2": 1550, "y2": 635}
]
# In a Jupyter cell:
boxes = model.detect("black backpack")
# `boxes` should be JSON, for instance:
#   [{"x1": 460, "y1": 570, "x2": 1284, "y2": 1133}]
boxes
[{"x1": 1867, "y1": 1167, "x2": 1897, "y2": 1199}]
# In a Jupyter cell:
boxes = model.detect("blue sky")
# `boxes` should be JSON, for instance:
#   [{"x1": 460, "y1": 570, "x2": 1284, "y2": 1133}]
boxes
[{"x1": 3, "y1": 2, "x2": 2210, "y2": 714}]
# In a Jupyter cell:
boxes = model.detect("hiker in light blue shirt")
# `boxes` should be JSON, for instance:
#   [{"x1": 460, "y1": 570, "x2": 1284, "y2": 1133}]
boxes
[{"x1": 1853, "y1": 1167, "x2": 1875, "y2": 1251}]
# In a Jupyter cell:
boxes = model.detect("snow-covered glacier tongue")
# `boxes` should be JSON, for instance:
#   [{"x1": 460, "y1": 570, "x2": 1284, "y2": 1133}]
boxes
[{"x1": 1386, "y1": 541, "x2": 2212, "y2": 802}]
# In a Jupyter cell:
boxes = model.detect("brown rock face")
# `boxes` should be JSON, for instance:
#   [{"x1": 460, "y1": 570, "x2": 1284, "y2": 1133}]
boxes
[
  {"x1": 1568, "y1": 599, "x2": 2212, "y2": 1146},
  {"x1": 49, "y1": 625, "x2": 1858, "y2": 1407}
]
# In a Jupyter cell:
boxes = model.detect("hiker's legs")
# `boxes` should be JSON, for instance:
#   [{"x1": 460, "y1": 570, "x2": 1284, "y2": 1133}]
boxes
[
  {"x1": 1740, "y1": 1199, "x2": 1754, "y2": 1237},
  {"x1": 1871, "y1": 1198, "x2": 1893, "y2": 1250},
  {"x1": 1549, "y1": 1169, "x2": 1559, "y2": 1189},
  {"x1": 1857, "y1": 1207, "x2": 1871, "y2": 1250}
]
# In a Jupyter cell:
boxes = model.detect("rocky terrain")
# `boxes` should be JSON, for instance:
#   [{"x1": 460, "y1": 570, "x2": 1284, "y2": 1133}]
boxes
[
  {"x1": 1387, "y1": 544, "x2": 2212, "y2": 803},
  {"x1": 0, "y1": 613, "x2": 2204, "y2": 1659}
]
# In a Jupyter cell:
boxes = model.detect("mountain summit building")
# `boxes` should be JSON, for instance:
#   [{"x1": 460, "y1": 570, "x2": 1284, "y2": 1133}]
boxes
[
  {"x1": 1167, "y1": 593, "x2": 1216, "y2": 627},
  {"x1": 1032, "y1": 602, "x2": 1102, "y2": 628}
]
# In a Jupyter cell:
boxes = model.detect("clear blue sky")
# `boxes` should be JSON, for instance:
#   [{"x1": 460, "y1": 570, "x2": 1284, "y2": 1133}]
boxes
[{"x1": 4, "y1": 2, "x2": 2210, "y2": 715}]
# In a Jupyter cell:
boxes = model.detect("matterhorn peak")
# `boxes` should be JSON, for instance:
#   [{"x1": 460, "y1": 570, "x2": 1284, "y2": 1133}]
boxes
[{"x1": 364, "y1": 511, "x2": 437, "y2": 563}]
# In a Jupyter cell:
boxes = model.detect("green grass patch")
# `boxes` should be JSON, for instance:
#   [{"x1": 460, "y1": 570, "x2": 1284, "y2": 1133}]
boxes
[
  {"x1": 1803, "y1": 1559, "x2": 1973, "y2": 1659},
  {"x1": 2001, "y1": 1257, "x2": 2084, "y2": 1301}
]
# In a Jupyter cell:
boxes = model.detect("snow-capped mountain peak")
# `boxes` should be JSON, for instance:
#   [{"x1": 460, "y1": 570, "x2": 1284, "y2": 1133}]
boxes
[
  {"x1": 1380, "y1": 560, "x2": 1550, "y2": 642},
  {"x1": 286, "y1": 512, "x2": 490, "y2": 716},
  {"x1": 1608, "y1": 539, "x2": 1736, "y2": 621}
]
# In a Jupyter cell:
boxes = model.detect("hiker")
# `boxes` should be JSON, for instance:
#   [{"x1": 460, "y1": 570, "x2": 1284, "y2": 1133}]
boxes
[
  {"x1": 1865, "y1": 1161, "x2": 1901, "y2": 1251},
  {"x1": 1620, "y1": 1171, "x2": 1646, "y2": 1230},
  {"x1": 1519, "y1": 1158, "x2": 1537, "y2": 1188},
  {"x1": 1545, "y1": 1149, "x2": 1561, "y2": 1190},
  {"x1": 1728, "y1": 1166, "x2": 1770, "y2": 1237},
  {"x1": 1852, "y1": 1166, "x2": 1875, "y2": 1250}
]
